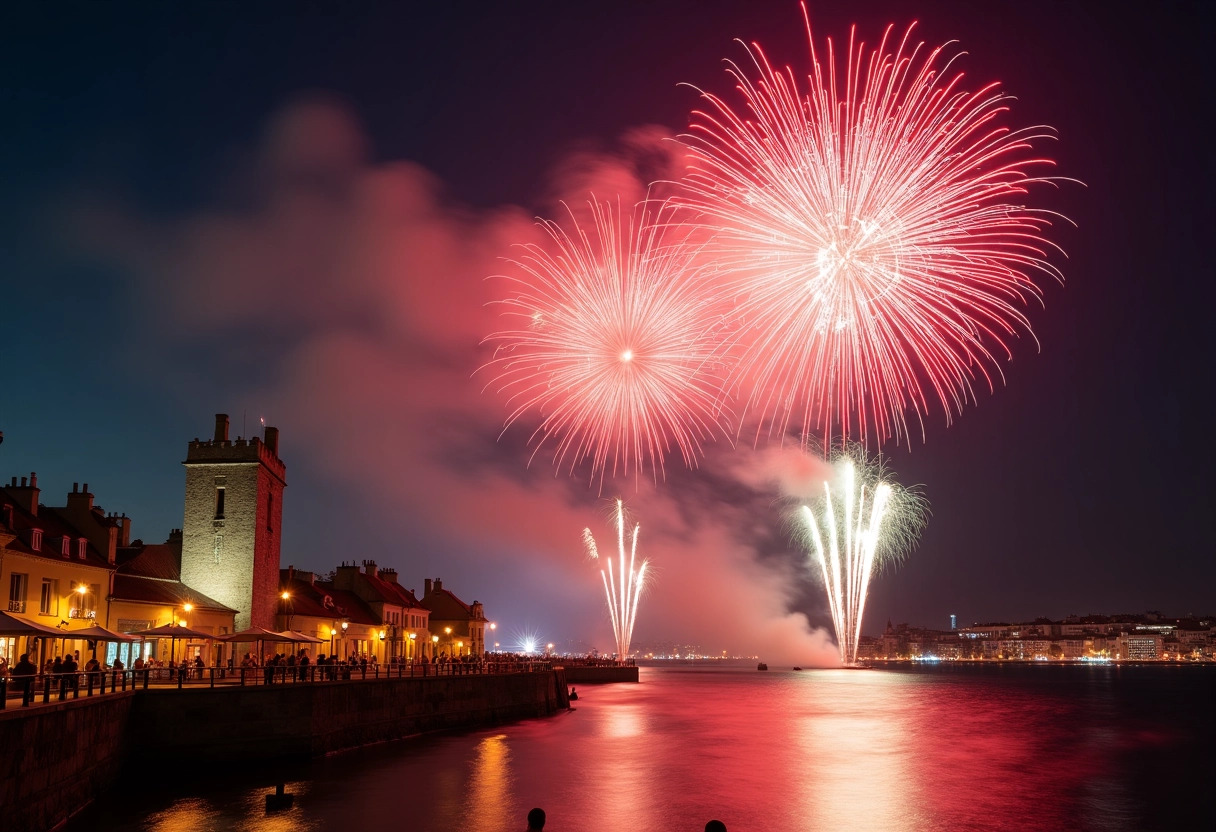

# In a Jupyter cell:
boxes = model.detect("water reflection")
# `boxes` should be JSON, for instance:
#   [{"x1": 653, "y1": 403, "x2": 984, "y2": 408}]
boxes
[
  {"x1": 463, "y1": 734, "x2": 513, "y2": 832},
  {"x1": 67, "y1": 664, "x2": 1215, "y2": 832},
  {"x1": 796, "y1": 670, "x2": 915, "y2": 831},
  {"x1": 141, "y1": 784, "x2": 320, "y2": 832}
]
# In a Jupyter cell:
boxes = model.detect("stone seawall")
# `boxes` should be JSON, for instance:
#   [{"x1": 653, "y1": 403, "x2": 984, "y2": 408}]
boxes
[
  {"x1": 1, "y1": 671, "x2": 567, "y2": 832},
  {"x1": 0, "y1": 692, "x2": 135, "y2": 832},
  {"x1": 130, "y1": 669, "x2": 569, "y2": 764},
  {"x1": 561, "y1": 665, "x2": 639, "y2": 684}
]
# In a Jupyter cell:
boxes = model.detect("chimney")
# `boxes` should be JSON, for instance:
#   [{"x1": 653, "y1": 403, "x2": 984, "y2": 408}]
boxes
[
  {"x1": 363, "y1": 560, "x2": 377, "y2": 578},
  {"x1": 424, "y1": 578, "x2": 433, "y2": 596},
  {"x1": 66, "y1": 483, "x2": 94, "y2": 513},
  {"x1": 434, "y1": 578, "x2": 443, "y2": 591},
  {"x1": 3, "y1": 472, "x2": 40, "y2": 516},
  {"x1": 214, "y1": 414, "x2": 230, "y2": 442},
  {"x1": 264, "y1": 426, "x2": 279, "y2": 456}
]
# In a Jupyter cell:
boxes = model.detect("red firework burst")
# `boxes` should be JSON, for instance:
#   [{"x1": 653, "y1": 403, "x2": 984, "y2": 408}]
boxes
[
  {"x1": 678, "y1": 9, "x2": 1071, "y2": 446},
  {"x1": 481, "y1": 199, "x2": 731, "y2": 483}
]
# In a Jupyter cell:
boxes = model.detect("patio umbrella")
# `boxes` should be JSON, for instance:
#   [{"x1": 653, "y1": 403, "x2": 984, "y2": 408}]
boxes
[
  {"x1": 0, "y1": 610, "x2": 63, "y2": 636},
  {"x1": 275, "y1": 630, "x2": 324, "y2": 644},
  {"x1": 222, "y1": 626, "x2": 297, "y2": 665},
  {"x1": 126, "y1": 623, "x2": 216, "y2": 666},
  {"x1": 68, "y1": 624, "x2": 138, "y2": 642},
  {"x1": 67, "y1": 624, "x2": 138, "y2": 662}
]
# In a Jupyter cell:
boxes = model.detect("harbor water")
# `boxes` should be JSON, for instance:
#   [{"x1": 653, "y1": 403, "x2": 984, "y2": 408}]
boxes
[{"x1": 69, "y1": 662, "x2": 1215, "y2": 831}]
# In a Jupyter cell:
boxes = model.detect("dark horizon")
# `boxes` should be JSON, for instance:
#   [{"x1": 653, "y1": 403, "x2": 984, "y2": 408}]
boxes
[{"x1": 2, "y1": 1, "x2": 1212, "y2": 655}]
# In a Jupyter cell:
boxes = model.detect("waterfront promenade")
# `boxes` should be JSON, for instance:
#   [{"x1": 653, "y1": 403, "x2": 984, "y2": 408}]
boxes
[
  {"x1": 0, "y1": 657, "x2": 557, "y2": 710},
  {"x1": 0, "y1": 659, "x2": 584, "y2": 832}
]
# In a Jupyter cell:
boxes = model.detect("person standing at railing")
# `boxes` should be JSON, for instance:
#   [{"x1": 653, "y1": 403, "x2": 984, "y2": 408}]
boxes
[{"x1": 13, "y1": 653, "x2": 36, "y2": 707}]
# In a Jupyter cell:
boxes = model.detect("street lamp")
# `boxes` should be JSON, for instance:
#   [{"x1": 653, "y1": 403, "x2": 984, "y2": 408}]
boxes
[
  {"x1": 431, "y1": 634, "x2": 438, "y2": 660},
  {"x1": 408, "y1": 631, "x2": 417, "y2": 661},
  {"x1": 340, "y1": 620, "x2": 348, "y2": 659},
  {"x1": 444, "y1": 626, "x2": 453, "y2": 657},
  {"x1": 281, "y1": 591, "x2": 292, "y2": 630}
]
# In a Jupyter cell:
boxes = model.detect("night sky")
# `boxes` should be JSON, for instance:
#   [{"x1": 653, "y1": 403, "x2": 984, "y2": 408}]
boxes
[{"x1": 2, "y1": 1, "x2": 1212, "y2": 662}]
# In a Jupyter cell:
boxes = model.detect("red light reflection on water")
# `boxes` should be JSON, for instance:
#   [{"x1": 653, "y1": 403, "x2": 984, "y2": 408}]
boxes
[{"x1": 66, "y1": 664, "x2": 1210, "y2": 832}]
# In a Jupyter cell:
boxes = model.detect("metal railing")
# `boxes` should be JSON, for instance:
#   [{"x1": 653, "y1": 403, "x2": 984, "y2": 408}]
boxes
[{"x1": 0, "y1": 660, "x2": 555, "y2": 709}]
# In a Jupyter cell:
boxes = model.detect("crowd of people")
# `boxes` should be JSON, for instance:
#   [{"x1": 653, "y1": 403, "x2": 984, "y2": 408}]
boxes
[{"x1": 1, "y1": 645, "x2": 568, "y2": 705}]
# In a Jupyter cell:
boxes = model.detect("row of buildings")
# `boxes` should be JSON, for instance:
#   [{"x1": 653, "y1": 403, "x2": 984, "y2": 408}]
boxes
[
  {"x1": 1, "y1": 414, "x2": 489, "y2": 668},
  {"x1": 861, "y1": 614, "x2": 1216, "y2": 662}
]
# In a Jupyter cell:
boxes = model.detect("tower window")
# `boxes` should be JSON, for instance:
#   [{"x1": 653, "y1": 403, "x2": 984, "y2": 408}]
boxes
[
  {"x1": 215, "y1": 487, "x2": 225, "y2": 520},
  {"x1": 267, "y1": 493, "x2": 274, "y2": 533}
]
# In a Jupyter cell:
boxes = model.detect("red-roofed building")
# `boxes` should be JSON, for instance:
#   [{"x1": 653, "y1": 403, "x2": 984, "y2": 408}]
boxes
[
  {"x1": 276, "y1": 568, "x2": 382, "y2": 662},
  {"x1": 421, "y1": 577, "x2": 488, "y2": 658},
  {"x1": 1, "y1": 475, "x2": 235, "y2": 669},
  {"x1": 327, "y1": 561, "x2": 431, "y2": 662},
  {"x1": 1, "y1": 475, "x2": 117, "y2": 667}
]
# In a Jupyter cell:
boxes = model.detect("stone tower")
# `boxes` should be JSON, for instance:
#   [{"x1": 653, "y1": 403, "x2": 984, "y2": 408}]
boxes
[{"x1": 180, "y1": 414, "x2": 286, "y2": 631}]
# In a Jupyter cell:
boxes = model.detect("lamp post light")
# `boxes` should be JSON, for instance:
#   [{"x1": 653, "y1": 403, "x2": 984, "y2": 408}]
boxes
[
  {"x1": 329, "y1": 624, "x2": 336, "y2": 658},
  {"x1": 444, "y1": 626, "x2": 453, "y2": 657},
  {"x1": 408, "y1": 631, "x2": 417, "y2": 661},
  {"x1": 431, "y1": 634, "x2": 438, "y2": 661},
  {"x1": 281, "y1": 591, "x2": 292, "y2": 630},
  {"x1": 341, "y1": 620, "x2": 348, "y2": 660}
]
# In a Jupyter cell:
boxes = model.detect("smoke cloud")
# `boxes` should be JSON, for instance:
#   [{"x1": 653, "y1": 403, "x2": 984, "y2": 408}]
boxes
[{"x1": 73, "y1": 95, "x2": 840, "y2": 666}]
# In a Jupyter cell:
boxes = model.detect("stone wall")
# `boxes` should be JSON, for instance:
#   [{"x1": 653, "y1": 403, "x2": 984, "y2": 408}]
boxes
[
  {"x1": 0, "y1": 671, "x2": 567, "y2": 832},
  {"x1": 0, "y1": 691, "x2": 135, "y2": 832},
  {"x1": 129, "y1": 669, "x2": 568, "y2": 765}
]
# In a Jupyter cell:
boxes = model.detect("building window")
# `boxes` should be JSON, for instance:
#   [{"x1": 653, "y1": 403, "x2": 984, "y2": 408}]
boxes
[
  {"x1": 39, "y1": 578, "x2": 58, "y2": 616},
  {"x1": 8, "y1": 573, "x2": 28, "y2": 613},
  {"x1": 70, "y1": 584, "x2": 98, "y2": 620},
  {"x1": 267, "y1": 493, "x2": 274, "y2": 533},
  {"x1": 215, "y1": 487, "x2": 226, "y2": 520}
]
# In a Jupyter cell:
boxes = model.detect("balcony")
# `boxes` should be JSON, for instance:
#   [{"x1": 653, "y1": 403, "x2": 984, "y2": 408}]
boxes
[{"x1": 7, "y1": 600, "x2": 26, "y2": 613}]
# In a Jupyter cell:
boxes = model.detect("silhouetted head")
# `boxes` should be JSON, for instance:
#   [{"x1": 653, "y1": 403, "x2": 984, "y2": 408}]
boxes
[
  {"x1": 527, "y1": 807, "x2": 546, "y2": 830},
  {"x1": 706, "y1": 821, "x2": 728, "y2": 832}
]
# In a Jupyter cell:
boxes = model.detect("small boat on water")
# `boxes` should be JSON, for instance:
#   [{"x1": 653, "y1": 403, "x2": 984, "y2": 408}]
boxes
[
  {"x1": 757, "y1": 662, "x2": 768, "y2": 671},
  {"x1": 792, "y1": 666, "x2": 803, "y2": 671}
]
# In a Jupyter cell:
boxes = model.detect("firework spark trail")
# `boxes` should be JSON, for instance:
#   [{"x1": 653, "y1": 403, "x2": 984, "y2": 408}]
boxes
[
  {"x1": 799, "y1": 448, "x2": 924, "y2": 665},
  {"x1": 482, "y1": 199, "x2": 732, "y2": 485},
  {"x1": 585, "y1": 499, "x2": 648, "y2": 659},
  {"x1": 678, "y1": 9, "x2": 1071, "y2": 448}
]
